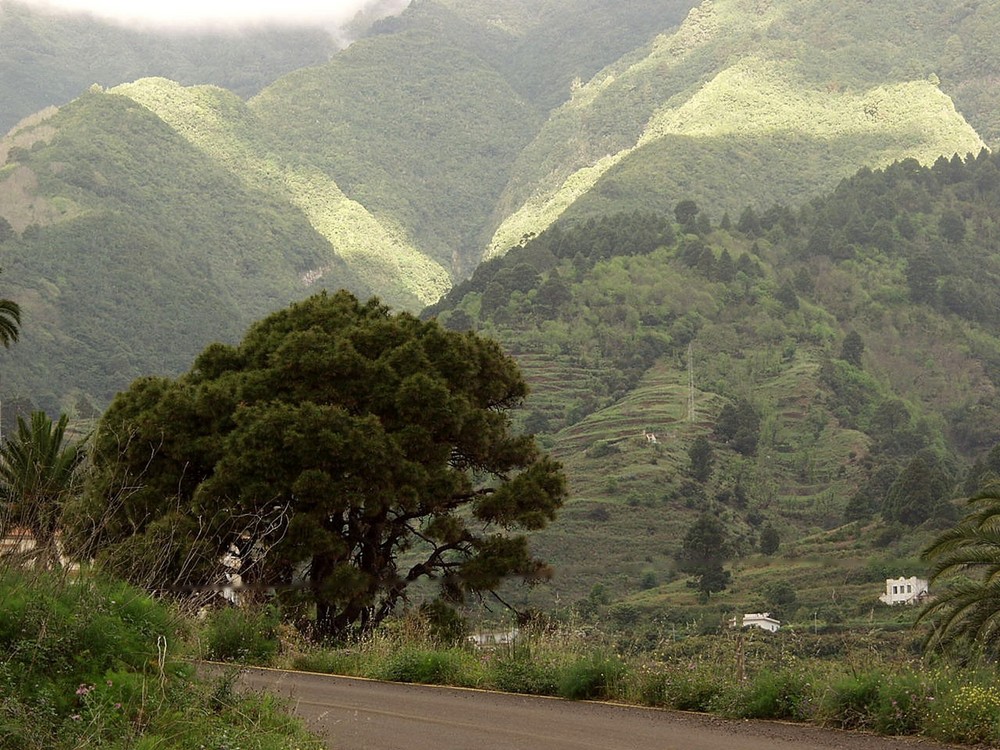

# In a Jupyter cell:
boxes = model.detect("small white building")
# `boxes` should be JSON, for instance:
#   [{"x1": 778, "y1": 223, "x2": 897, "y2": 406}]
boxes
[
  {"x1": 879, "y1": 576, "x2": 929, "y2": 606},
  {"x1": 467, "y1": 629, "x2": 519, "y2": 648},
  {"x1": 731, "y1": 612, "x2": 781, "y2": 632}
]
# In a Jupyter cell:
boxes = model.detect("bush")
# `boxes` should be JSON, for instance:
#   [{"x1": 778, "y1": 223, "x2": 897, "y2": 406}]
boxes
[
  {"x1": 817, "y1": 671, "x2": 884, "y2": 730},
  {"x1": 203, "y1": 605, "x2": 281, "y2": 664},
  {"x1": 0, "y1": 571, "x2": 319, "y2": 749},
  {"x1": 666, "y1": 667, "x2": 726, "y2": 711},
  {"x1": 870, "y1": 670, "x2": 933, "y2": 736},
  {"x1": 722, "y1": 669, "x2": 813, "y2": 721},
  {"x1": 488, "y1": 654, "x2": 560, "y2": 695},
  {"x1": 927, "y1": 683, "x2": 1000, "y2": 745},
  {"x1": 376, "y1": 648, "x2": 475, "y2": 686},
  {"x1": 557, "y1": 652, "x2": 626, "y2": 700}
]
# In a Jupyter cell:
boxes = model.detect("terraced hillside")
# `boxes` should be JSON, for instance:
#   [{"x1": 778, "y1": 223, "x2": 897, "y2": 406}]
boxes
[{"x1": 441, "y1": 152, "x2": 1000, "y2": 623}]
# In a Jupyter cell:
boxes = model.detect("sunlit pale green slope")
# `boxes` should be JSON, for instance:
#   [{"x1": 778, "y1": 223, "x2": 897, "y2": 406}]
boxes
[
  {"x1": 487, "y1": 0, "x2": 995, "y2": 259},
  {"x1": 113, "y1": 78, "x2": 450, "y2": 310}
]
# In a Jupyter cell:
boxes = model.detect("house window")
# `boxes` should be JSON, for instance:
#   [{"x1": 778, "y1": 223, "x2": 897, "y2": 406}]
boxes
[
  {"x1": 907, "y1": 585, "x2": 912, "y2": 593},
  {"x1": 893, "y1": 585, "x2": 898, "y2": 594}
]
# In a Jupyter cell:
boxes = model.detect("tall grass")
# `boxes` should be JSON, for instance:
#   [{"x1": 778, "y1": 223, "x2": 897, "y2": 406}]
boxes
[
  {"x1": 282, "y1": 612, "x2": 1000, "y2": 747},
  {"x1": 0, "y1": 569, "x2": 321, "y2": 750}
]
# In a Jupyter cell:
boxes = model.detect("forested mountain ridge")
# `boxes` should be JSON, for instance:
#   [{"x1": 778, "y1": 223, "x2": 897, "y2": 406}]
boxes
[
  {"x1": 1, "y1": 0, "x2": 999, "y2": 425},
  {"x1": 488, "y1": 0, "x2": 993, "y2": 258},
  {"x1": 429, "y1": 148, "x2": 1000, "y2": 615}
]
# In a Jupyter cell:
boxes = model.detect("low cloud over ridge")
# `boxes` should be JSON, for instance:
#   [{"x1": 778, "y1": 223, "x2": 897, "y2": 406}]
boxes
[{"x1": 16, "y1": 0, "x2": 411, "y2": 30}]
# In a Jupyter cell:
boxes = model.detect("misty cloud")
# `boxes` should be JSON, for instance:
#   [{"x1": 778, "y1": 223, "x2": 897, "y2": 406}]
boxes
[{"x1": 18, "y1": 0, "x2": 411, "y2": 30}]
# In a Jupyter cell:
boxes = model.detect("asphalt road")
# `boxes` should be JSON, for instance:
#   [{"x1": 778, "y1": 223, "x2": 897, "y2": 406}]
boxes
[{"x1": 235, "y1": 667, "x2": 963, "y2": 750}]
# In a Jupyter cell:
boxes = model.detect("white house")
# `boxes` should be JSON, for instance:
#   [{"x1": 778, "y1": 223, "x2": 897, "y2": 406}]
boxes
[
  {"x1": 731, "y1": 612, "x2": 781, "y2": 632},
  {"x1": 879, "y1": 576, "x2": 929, "y2": 606}
]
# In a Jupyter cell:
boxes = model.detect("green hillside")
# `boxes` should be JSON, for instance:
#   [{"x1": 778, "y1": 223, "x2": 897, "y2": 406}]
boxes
[
  {"x1": 250, "y1": 18, "x2": 543, "y2": 278},
  {"x1": 0, "y1": 91, "x2": 358, "y2": 413},
  {"x1": 430, "y1": 149, "x2": 1000, "y2": 622},
  {"x1": 386, "y1": 0, "x2": 698, "y2": 110},
  {"x1": 2, "y1": 0, "x2": 1000, "y2": 434},
  {"x1": 0, "y1": 0, "x2": 337, "y2": 135},
  {"x1": 488, "y1": 0, "x2": 996, "y2": 258},
  {"x1": 112, "y1": 77, "x2": 450, "y2": 309}
]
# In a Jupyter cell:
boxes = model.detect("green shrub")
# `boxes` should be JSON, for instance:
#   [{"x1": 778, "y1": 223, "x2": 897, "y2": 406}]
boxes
[
  {"x1": 723, "y1": 669, "x2": 813, "y2": 721},
  {"x1": 666, "y1": 667, "x2": 726, "y2": 712},
  {"x1": 203, "y1": 605, "x2": 281, "y2": 664},
  {"x1": 870, "y1": 670, "x2": 933, "y2": 736},
  {"x1": 926, "y1": 683, "x2": 1000, "y2": 745},
  {"x1": 557, "y1": 652, "x2": 626, "y2": 700},
  {"x1": 633, "y1": 666, "x2": 672, "y2": 706},
  {"x1": 488, "y1": 653, "x2": 560, "y2": 695},
  {"x1": 0, "y1": 571, "x2": 319, "y2": 749},
  {"x1": 817, "y1": 671, "x2": 884, "y2": 730},
  {"x1": 376, "y1": 648, "x2": 475, "y2": 686},
  {"x1": 292, "y1": 649, "x2": 364, "y2": 676}
]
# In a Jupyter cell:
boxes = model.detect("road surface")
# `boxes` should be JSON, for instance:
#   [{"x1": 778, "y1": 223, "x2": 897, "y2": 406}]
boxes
[{"x1": 235, "y1": 667, "x2": 963, "y2": 750}]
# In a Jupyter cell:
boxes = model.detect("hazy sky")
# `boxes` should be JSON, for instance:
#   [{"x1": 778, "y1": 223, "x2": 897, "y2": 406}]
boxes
[{"x1": 21, "y1": 0, "x2": 411, "y2": 29}]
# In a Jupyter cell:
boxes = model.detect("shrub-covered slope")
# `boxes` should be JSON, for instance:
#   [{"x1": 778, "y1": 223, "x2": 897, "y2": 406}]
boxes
[
  {"x1": 3, "y1": 0, "x2": 1000, "y2": 419},
  {"x1": 0, "y1": 92, "x2": 358, "y2": 413},
  {"x1": 428, "y1": 149, "x2": 1000, "y2": 612},
  {"x1": 249, "y1": 14, "x2": 544, "y2": 278},
  {"x1": 111, "y1": 77, "x2": 450, "y2": 309},
  {"x1": 488, "y1": 0, "x2": 995, "y2": 259}
]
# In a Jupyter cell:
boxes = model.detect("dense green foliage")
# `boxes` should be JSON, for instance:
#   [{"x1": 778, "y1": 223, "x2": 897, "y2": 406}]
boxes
[
  {"x1": 0, "y1": 571, "x2": 321, "y2": 749},
  {"x1": 0, "y1": 411, "x2": 85, "y2": 568},
  {"x1": 382, "y1": 0, "x2": 697, "y2": 111},
  {"x1": 3, "y1": 0, "x2": 1000, "y2": 418},
  {"x1": 677, "y1": 513, "x2": 732, "y2": 598},
  {"x1": 0, "y1": 91, "x2": 355, "y2": 413},
  {"x1": 250, "y1": 20, "x2": 543, "y2": 278},
  {"x1": 430, "y1": 148, "x2": 1000, "y2": 614},
  {"x1": 490, "y1": 0, "x2": 993, "y2": 256},
  {"x1": 68, "y1": 291, "x2": 566, "y2": 637}
]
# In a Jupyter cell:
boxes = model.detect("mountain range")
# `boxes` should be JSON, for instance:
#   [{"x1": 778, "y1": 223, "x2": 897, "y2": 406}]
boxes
[{"x1": 2, "y1": 0, "x2": 1000, "y2": 619}]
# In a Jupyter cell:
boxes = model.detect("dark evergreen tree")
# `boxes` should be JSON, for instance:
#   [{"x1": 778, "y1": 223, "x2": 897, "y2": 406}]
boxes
[
  {"x1": 839, "y1": 330, "x2": 864, "y2": 368},
  {"x1": 939, "y1": 210, "x2": 966, "y2": 244},
  {"x1": 882, "y1": 450, "x2": 955, "y2": 527},
  {"x1": 0, "y1": 216, "x2": 14, "y2": 243},
  {"x1": 759, "y1": 523, "x2": 780, "y2": 555},
  {"x1": 844, "y1": 462, "x2": 900, "y2": 522},
  {"x1": 66, "y1": 291, "x2": 567, "y2": 638},
  {"x1": 775, "y1": 280, "x2": 799, "y2": 310},
  {"x1": 534, "y1": 271, "x2": 573, "y2": 316},
  {"x1": 688, "y1": 436, "x2": 714, "y2": 483},
  {"x1": 736, "y1": 206, "x2": 762, "y2": 238},
  {"x1": 713, "y1": 398, "x2": 761, "y2": 456},
  {"x1": 674, "y1": 199, "x2": 699, "y2": 229},
  {"x1": 677, "y1": 512, "x2": 731, "y2": 599},
  {"x1": 715, "y1": 249, "x2": 736, "y2": 283}
]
